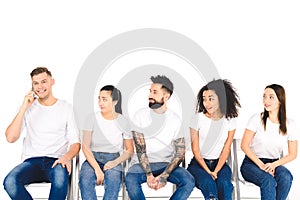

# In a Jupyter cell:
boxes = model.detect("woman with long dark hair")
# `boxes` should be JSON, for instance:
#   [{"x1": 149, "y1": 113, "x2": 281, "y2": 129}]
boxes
[
  {"x1": 79, "y1": 85, "x2": 134, "y2": 200},
  {"x1": 240, "y1": 84, "x2": 298, "y2": 200}
]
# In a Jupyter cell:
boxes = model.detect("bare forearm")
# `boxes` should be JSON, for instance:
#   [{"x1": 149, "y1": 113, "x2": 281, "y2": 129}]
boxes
[
  {"x1": 191, "y1": 130, "x2": 211, "y2": 174},
  {"x1": 241, "y1": 145, "x2": 264, "y2": 168},
  {"x1": 214, "y1": 148, "x2": 230, "y2": 173},
  {"x1": 82, "y1": 144, "x2": 102, "y2": 173},
  {"x1": 274, "y1": 140, "x2": 298, "y2": 167},
  {"x1": 193, "y1": 153, "x2": 210, "y2": 173},
  {"x1": 64, "y1": 143, "x2": 80, "y2": 160}
]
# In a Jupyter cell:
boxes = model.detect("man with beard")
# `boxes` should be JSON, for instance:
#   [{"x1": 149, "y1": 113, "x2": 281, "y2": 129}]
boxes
[{"x1": 125, "y1": 75, "x2": 194, "y2": 200}]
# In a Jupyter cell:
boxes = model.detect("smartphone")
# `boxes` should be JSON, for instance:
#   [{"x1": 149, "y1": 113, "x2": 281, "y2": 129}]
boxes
[{"x1": 32, "y1": 86, "x2": 38, "y2": 99}]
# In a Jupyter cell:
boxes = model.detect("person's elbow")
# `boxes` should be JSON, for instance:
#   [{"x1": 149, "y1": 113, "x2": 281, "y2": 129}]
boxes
[
  {"x1": 5, "y1": 130, "x2": 19, "y2": 143},
  {"x1": 6, "y1": 136, "x2": 17, "y2": 143},
  {"x1": 240, "y1": 142, "x2": 248, "y2": 153}
]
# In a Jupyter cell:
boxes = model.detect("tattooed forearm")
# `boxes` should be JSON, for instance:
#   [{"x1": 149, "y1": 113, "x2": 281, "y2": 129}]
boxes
[
  {"x1": 159, "y1": 137, "x2": 185, "y2": 183},
  {"x1": 132, "y1": 131, "x2": 152, "y2": 175}
]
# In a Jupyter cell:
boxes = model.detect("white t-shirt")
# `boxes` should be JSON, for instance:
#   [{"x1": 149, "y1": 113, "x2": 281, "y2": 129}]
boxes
[
  {"x1": 190, "y1": 112, "x2": 237, "y2": 159},
  {"x1": 130, "y1": 108, "x2": 183, "y2": 165},
  {"x1": 83, "y1": 111, "x2": 132, "y2": 153},
  {"x1": 21, "y1": 100, "x2": 80, "y2": 161},
  {"x1": 246, "y1": 113, "x2": 298, "y2": 159}
]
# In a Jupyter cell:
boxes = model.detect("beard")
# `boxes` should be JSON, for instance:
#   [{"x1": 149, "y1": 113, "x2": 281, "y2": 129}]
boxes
[{"x1": 148, "y1": 98, "x2": 164, "y2": 109}]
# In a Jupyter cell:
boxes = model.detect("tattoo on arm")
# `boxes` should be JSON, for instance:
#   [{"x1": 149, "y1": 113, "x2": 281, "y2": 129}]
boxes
[
  {"x1": 159, "y1": 137, "x2": 186, "y2": 183},
  {"x1": 132, "y1": 131, "x2": 152, "y2": 175}
]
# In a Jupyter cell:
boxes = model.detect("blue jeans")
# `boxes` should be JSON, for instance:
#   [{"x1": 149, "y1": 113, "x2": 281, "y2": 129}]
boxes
[
  {"x1": 79, "y1": 152, "x2": 123, "y2": 200},
  {"x1": 3, "y1": 157, "x2": 69, "y2": 200},
  {"x1": 240, "y1": 156, "x2": 293, "y2": 200},
  {"x1": 125, "y1": 162, "x2": 195, "y2": 200},
  {"x1": 187, "y1": 157, "x2": 233, "y2": 200}
]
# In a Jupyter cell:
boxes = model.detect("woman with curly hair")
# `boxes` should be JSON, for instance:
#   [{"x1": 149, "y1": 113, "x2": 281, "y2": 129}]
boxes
[{"x1": 187, "y1": 79, "x2": 241, "y2": 200}]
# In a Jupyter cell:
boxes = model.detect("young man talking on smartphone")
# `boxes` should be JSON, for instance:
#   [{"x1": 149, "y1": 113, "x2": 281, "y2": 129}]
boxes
[{"x1": 3, "y1": 67, "x2": 80, "y2": 200}]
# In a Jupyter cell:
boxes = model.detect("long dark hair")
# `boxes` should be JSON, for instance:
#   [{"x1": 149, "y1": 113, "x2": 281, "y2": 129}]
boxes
[
  {"x1": 100, "y1": 85, "x2": 122, "y2": 114},
  {"x1": 262, "y1": 84, "x2": 287, "y2": 135},
  {"x1": 196, "y1": 79, "x2": 241, "y2": 119}
]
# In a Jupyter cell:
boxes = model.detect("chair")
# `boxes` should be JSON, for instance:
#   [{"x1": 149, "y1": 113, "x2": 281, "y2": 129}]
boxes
[
  {"x1": 231, "y1": 138, "x2": 242, "y2": 200},
  {"x1": 121, "y1": 159, "x2": 129, "y2": 200},
  {"x1": 227, "y1": 142, "x2": 238, "y2": 200},
  {"x1": 70, "y1": 154, "x2": 80, "y2": 200},
  {"x1": 231, "y1": 138, "x2": 261, "y2": 200}
]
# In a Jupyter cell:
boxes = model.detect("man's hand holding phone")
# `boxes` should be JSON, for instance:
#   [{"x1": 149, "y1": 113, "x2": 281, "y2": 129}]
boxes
[{"x1": 22, "y1": 89, "x2": 37, "y2": 109}]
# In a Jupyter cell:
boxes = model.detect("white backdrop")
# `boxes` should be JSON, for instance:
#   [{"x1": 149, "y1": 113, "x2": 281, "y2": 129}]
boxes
[{"x1": 0, "y1": 1, "x2": 299, "y2": 199}]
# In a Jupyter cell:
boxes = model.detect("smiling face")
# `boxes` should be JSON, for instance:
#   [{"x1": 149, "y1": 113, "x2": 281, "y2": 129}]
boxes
[
  {"x1": 263, "y1": 87, "x2": 280, "y2": 113},
  {"x1": 203, "y1": 90, "x2": 221, "y2": 117},
  {"x1": 31, "y1": 72, "x2": 54, "y2": 100}
]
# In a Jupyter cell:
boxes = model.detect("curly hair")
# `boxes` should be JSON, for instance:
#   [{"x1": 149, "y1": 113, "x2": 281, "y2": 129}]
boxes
[{"x1": 196, "y1": 79, "x2": 241, "y2": 119}]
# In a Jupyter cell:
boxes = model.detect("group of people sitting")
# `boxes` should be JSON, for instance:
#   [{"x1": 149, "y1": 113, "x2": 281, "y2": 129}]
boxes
[{"x1": 3, "y1": 67, "x2": 297, "y2": 200}]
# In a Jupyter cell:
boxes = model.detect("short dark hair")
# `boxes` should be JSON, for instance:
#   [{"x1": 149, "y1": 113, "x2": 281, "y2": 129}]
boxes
[
  {"x1": 30, "y1": 67, "x2": 52, "y2": 78},
  {"x1": 150, "y1": 75, "x2": 174, "y2": 96}
]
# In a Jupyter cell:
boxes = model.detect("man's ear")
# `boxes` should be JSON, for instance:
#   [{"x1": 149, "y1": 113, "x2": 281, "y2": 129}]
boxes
[
  {"x1": 51, "y1": 78, "x2": 55, "y2": 86},
  {"x1": 164, "y1": 93, "x2": 170, "y2": 101}
]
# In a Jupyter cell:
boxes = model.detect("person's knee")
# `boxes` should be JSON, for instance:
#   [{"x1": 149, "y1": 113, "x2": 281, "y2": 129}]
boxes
[
  {"x1": 105, "y1": 170, "x2": 122, "y2": 185},
  {"x1": 176, "y1": 172, "x2": 195, "y2": 193},
  {"x1": 184, "y1": 174, "x2": 195, "y2": 189},
  {"x1": 79, "y1": 173, "x2": 90, "y2": 188},
  {"x1": 185, "y1": 178, "x2": 195, "y2": 194},
  {"x1": 261, "y1": 175, "x2": 276, "y2": 188},
  {"x1": 125, "y1": 173, "x2": 134, "y2": 187},
  {"x1": 3, "y1": 174, "x2": 17, "y2": 191},
  {"x1": 51, "y1": 165, "x2": 68, "y2": 188},
  {"x1": 125, "y1": 172, "x2": 141, "y2": 192},
  {"x1": 217, "y1": 178, "x2": 233, "y2": 192},
  {"x1": 278, "y1": 169, "x2": 293, "y2": 184},
  {"x1": 193, "y1": 175, "x2": 215, "y2": 194},
  {"x1": 80, "y1": 162, "x2": 96, "y2": 179}
]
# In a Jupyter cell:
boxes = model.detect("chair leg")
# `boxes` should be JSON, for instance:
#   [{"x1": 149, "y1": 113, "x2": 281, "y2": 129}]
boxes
[
  {"x1": 232, "y1": 139, "x2": 241, "y2": 200},
  {"x1": 228, "y1": 142, "x2": 237, "y2": 200},
  {"x1": 122, "y1": 160, "x2": 129, "y2": 200},
  {"x1": 69, "y1": 154, "x2": 80, "y2": 200}
]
